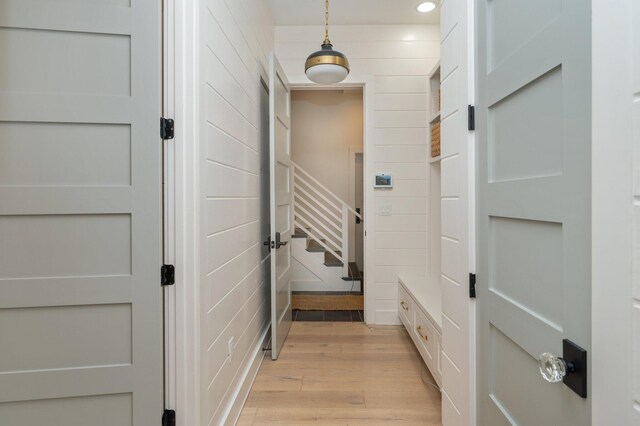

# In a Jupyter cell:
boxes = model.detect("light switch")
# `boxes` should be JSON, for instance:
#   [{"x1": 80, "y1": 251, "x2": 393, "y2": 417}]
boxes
[{"x1": 379, "y1": 204, "x2": 392, "y2": 216}]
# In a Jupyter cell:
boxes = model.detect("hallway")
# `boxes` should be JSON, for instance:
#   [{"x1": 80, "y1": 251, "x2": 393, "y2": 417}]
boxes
[{"x1": 237, "y1": 322, "x2": 441, "y2": 425}]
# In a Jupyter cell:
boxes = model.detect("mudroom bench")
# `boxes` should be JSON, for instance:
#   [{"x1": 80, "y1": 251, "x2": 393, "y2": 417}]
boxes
[{"x1": 398, "y1": 275, "x2": 442, "y2": 387}]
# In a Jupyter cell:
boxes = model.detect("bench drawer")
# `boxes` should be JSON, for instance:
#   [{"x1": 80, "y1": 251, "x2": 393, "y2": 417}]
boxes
[
  {"x1": 398, "y1": 284, "x2": 413, "y2": 328},
  {"x1": 413, "y1": 306, "x2": 437, "y2": 368}
]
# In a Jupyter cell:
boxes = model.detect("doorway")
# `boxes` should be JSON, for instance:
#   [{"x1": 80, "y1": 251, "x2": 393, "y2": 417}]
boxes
[{"x1": 288, "y1": 88, "x2": 365, "y2": 321}]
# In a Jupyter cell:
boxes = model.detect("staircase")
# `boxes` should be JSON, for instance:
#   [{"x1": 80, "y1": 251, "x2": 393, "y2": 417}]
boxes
[{"x1": 290, "y1": 162, "x2": 363, "y2": 294}]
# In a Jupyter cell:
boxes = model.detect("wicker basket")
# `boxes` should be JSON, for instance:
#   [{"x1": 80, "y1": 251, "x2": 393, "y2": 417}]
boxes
[{"x1": 431, "y1": 120, "x2": 441, "y2": 158}]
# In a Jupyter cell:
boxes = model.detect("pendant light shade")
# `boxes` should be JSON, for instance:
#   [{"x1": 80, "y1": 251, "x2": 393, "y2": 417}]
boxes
[{"x1": 305, "y1": 0, "x2": 350, "y2": 84}]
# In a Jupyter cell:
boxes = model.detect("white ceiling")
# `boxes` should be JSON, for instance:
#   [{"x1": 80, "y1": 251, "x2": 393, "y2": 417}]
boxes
[{"x1": 268, "y1": 0, "x2": 440, "y2": 26}]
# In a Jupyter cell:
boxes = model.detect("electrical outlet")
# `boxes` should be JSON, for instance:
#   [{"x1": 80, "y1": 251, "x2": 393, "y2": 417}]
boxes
[
  {"x1": 228, "y1": 336, "x2": 235, "y2": 358},
  {"x1": 379, "y1": 204, "x2": 392, "y2": 216}
]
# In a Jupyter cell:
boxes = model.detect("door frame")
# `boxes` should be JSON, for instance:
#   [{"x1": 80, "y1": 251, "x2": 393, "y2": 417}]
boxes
[
  {"x1": 162, "y1": 0, "x2": 200, "y2": 425},
  {"x1": 591, "y1": 0, "x2": 635, "y2": 423},
  {"x1": 289, "y1": 79, "x2": 373, "y2": 321},
  {"x1": 162, "y1": 0, "x2": 176, "y2": 415},
  {"x1": 348, "y1": 147, "x2": 364, "y2": 274}
]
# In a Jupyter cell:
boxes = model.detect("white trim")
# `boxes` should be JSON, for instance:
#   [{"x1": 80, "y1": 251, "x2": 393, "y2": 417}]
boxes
[
  {"x1": 221, "y1": 325, "x2": 270, "y2": 426},
  {"x1": 467, "y1": 0, "x2": 477, "y2": 423},
  {"x1": 348, "y1": 147, "x2": 364, "y2": 269},
  {"x1": 162, "y1": 0, "x2": 176, "y2": 412},
  {"x1": 348, "y1": 146, "x2": 364, "y2": 216},
  {"x1": 591, "y1": 0, "x2": 634, "y2": 423},
  {"x1": 172, "y1": 0, "x2": 200, "y2": 424}
]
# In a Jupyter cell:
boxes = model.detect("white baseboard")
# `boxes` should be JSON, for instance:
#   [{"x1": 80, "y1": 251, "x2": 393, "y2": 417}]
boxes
[
  {"x1": 374, "y1": 310, "x2": 402, "y2": 325},
  {"x1": 221, "y1": 322, "x2": 270, "y2": 426}
]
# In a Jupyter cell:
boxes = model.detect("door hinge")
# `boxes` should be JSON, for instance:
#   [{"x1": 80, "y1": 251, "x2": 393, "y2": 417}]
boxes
[
  {"x1": 469, "y1": 273, "x2": 476, "y2": 298},
  {"x1": 162, "y1": 409, "x2": 176, "y2": 426},
  {"x1": 161, "y1": 264, "x2": 175, "y2": 286},
  {"x1": 467, "y1": 105, "x2": 475, "y2": 131},
  {"x1": 161, "y1": 117, "x2": 175, "y2": 140}
]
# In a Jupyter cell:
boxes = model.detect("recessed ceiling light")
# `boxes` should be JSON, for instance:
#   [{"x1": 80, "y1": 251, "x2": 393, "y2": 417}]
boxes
[{"x1": 416, "y1": 2, "x2": 437, "y2": 13}]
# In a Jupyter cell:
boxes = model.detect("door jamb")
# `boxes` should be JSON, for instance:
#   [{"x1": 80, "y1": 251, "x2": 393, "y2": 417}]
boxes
[
  {"x1": 162, "y1": 0, "x2": 176, "y2": 414},
  {"x1": 348, "y1": 147, "x2": 364, "y2": 279}
]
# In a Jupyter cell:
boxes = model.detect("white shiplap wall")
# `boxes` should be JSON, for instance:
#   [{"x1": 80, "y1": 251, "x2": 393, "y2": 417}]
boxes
[
  {"x1": 275, "y1": 25, "x2": 439, "y2": 324},
  {"x1": 199, "y1": 0, "x2": 273, "y2": 424}
]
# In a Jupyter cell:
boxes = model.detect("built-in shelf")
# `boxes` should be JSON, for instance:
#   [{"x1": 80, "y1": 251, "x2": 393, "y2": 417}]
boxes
[
  {"x1": 430, "y1": 155, "x2": 441, "y2": 163},
  {"x1": 428, "y1": 62, "x2": 441, "y2": 160}
]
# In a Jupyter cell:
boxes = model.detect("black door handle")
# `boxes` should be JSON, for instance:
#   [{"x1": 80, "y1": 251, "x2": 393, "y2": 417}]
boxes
[{"x1": 274, "y1": 232, "x2": 288, "y2": 249}]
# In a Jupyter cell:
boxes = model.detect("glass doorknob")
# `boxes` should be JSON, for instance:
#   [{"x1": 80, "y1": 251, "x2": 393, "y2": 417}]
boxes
[{"x1": 538, "y1": 353, "x2": 575, "y2": 383}]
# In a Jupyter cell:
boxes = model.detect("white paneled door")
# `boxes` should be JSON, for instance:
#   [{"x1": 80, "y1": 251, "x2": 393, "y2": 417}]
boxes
[
  {"x1": 269, "y1": 52, "x2": 293, "y2": 360},
  {"x1": 0, "y1": 1, "x2": 163, "y2": 425},
  {"x1": 476, "y1": 0, "x2": 591, "y2": 425}
]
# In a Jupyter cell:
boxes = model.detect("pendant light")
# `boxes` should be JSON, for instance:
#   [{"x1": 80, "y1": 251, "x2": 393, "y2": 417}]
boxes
[{"x1": 305, "y1": 0, "x2": 350, "y2": 84}]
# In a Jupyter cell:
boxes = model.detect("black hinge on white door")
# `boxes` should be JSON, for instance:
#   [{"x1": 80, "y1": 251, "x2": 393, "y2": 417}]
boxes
[
  {"x1": 468, "y1": 105, "x2": 475, "y2": 131},
  {"x1": 160, "y1": 117, "x2": 175, "y2": 139},
  {"x1": 161, "y1": 264, "x2": 175, "y2": 286},
  {"x1": 469, "y1": 273, "x2": 476, "y2": 298},
  {"x1": 162, "y1": 409, "x2": 175, "y2": 426}
]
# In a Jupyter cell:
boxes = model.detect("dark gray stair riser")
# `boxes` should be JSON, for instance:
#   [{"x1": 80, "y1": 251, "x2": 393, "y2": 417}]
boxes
[{"x1": 306, "y1": 238, "x2": 328, "y2": 252}]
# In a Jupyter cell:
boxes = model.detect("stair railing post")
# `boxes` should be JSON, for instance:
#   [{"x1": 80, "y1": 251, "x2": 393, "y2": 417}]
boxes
[{"x1": 342, "y1": 204, "x2": 349, "y2": 277}]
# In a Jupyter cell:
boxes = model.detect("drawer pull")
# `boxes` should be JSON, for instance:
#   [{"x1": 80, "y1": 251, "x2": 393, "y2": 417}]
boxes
[
  {"x1": 400, "y1": 301, "x2": 409, "y2": 311},
  {"x1": 416, "y1": 325, "x2": 428, "y2": 341}
]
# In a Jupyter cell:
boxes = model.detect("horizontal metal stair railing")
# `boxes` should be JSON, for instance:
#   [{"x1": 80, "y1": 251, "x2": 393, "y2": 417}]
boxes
[{"x1": 291, "y1": 161, "x2": 363, "y2": 277}]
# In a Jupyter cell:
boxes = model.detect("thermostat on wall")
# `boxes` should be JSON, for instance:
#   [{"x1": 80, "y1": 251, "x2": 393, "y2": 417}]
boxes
[{"x1": 374, "y1": 174, "x2": 393, "y2": 189}]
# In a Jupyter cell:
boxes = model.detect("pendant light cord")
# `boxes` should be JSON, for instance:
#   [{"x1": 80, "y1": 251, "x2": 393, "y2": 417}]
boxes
[{"x1": 324, "y1": 0, "x2": 331, "y2": 44}]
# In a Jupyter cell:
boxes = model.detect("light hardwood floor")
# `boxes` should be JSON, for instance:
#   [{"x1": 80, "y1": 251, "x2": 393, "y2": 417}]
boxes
[{"x1": 237, "y1": 322, "x2": 442, "y2": 425}]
